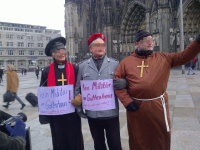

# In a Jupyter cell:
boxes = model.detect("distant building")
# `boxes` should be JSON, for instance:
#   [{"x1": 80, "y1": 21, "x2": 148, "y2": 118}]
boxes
[
  {"x1": 65, "y1": 0, "x2": 200, "y2": 63},
  {"x1": 0, "y1": 22, "x2": 61, "y2": 70}
]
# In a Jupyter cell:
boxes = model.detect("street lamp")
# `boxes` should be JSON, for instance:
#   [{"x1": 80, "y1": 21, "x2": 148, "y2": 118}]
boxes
[{"x1": 180, "y1": 0, "x2": 185, "y2": 74}]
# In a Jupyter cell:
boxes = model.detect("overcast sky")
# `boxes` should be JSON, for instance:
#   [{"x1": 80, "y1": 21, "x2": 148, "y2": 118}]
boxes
[{"x1": 0, "y1": 0, "x2": 65, "y2": 36}]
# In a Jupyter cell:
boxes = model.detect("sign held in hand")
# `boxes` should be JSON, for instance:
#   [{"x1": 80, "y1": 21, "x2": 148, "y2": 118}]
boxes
[
  {"x1": 37, "y1": 85, "x2": 75, "y2": 115},
  {"x1": 80, "y1": 79, "x2": 116, "y2": 111}
]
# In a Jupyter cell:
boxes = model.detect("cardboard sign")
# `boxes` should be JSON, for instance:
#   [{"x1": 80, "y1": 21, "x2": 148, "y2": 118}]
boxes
[
  {"x1": 80, "y1": 79, "x2": 116, "y2": 111},
  {"x1": 37, "y1": 85, "x2": 75, "y2": 115}
]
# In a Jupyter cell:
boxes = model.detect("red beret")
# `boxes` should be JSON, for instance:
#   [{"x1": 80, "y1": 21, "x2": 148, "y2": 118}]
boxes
[{"x1": 87, "y1": 34, "x2": 105, "y2": 46}]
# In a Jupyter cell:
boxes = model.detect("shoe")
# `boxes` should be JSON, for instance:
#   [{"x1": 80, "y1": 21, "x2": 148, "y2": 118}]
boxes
[
  {"x1": 20, "y1": 104, "x2": 26, "y2": 110},
  {"x1": 2, "y1": 105, "x2": 9, "y2": 109},
  {"x1": 192, "y1": 73, "x2": 195, "y2": 75}
]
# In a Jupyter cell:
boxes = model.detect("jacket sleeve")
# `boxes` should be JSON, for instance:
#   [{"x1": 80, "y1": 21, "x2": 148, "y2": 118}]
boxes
[
  {"x1": 72, "y1": 64, "x2": 79, "y2": 85},
  {"x1": 0, "y1": 132, "x2": 26, "y2": 150},
  {"x1": 163, "y1": 40, "x2": 200, "y2": 68},
  {"x1": 74, "y1": 65, "x2": 83, "y2": 97},
  {"x1": 39, "y1": 67, "x2": 49, "y2": 87},
  {"x1": 113, "y1": 60, "x2": 133, "y2": 107},
  {"x1": 39, "y1": 67, "x2": 50, "y2": 124},
  {"x1": 73, "y1": 65, "x2": 83, "y2": 109},
  {"x1": 6, "y1": 73, "x2": 11, "y2": 91}
]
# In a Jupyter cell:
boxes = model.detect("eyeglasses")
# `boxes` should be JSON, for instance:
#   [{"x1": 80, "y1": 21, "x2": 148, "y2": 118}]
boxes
[{"x1": 92, "y1": 43, "x2": 106, "y2": 48}]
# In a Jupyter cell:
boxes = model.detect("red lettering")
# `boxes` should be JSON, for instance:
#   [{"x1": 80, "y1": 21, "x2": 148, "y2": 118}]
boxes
[
  {"x1": 83, "y1": 84, "x2": 90, "y2": 91},
  {"x1": 83, "y1": 96, "x2": 86, "y2": 100},
  {"x1": 87, "y1": 94, "x2": 91, "y2": 101},
  {"x1": 69, "y1": 90, "x2": 71, "y2": 100},
  {"x1": 92, "y1": 82, "x2": 97, "y2": 90},
  {"x1": 101, "y1": 93, "x2": 112, "y2": 99}
]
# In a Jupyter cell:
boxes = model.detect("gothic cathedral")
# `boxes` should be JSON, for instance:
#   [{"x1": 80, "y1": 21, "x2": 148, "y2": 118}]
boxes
[{"x1": 65, "y1": 0, "x2": 200, "y2": 62}]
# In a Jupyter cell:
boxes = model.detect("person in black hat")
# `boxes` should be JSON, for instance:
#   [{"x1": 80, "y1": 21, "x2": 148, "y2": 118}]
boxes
[
  {"x1": 39, "y1": 37, "x2": 84, "y2": 150},
  {"x1": 114, "y1": 30, "x2": 200, "y2": 150}
]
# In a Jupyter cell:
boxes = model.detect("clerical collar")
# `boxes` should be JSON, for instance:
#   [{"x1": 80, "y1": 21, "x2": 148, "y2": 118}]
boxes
[
  {"x1": 135, "y1": 49, "x2": 153, "y2": 57},
  {"x1": 54, "y1": 59, "x2": 66, "y2": 69}
]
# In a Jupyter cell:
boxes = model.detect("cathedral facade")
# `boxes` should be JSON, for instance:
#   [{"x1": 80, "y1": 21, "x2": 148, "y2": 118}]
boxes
[{"x1": 64, "y1": 0, "x2": 200, "y2": 63}]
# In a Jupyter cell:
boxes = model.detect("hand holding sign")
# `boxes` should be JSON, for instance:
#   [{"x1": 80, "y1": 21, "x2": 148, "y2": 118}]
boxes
[
  {"x1": 72, "y1": 94, "x2": 82, "y2": 106},
  {"x1": 80, "y1": 79, "x2": 116, "y2": 111},
  {"x1": 37, "y1": 85, "x2": 75, "y2": 115}
]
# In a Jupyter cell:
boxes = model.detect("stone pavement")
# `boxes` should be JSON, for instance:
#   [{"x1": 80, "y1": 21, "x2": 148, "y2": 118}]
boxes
[{"x1": 0, "y1": 69, "x2": 200, "y2": 150}]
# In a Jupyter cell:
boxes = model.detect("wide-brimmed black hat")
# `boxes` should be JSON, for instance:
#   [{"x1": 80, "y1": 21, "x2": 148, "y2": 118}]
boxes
[{"x1": 45, "y1": 37, "x2": 66, "y2": 56}]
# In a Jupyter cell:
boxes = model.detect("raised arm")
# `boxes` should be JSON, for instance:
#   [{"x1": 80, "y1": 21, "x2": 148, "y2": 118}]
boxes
[{"x1": 165, "y1": 35, "x2": 200, "y2": 67}]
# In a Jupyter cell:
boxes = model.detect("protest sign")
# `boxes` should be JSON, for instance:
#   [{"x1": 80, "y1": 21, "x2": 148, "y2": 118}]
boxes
[
  {"x1": 80, "y1": 79, "x2": 116, "y2": 111},
  {"x1": 37, "y1": 85, "x2": 75, "y2": 115}
]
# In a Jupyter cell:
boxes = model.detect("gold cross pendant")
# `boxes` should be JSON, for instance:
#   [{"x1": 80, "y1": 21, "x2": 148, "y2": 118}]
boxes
[
  {"x1": 137, "y1": 59, "x2": 148, "y2": 78},
  {"x1": 57, "y1": 73, "x2": 67, "y2": 86}
]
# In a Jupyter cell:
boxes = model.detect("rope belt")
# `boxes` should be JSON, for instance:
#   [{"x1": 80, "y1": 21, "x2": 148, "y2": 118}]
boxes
[{"x1": 131, "y1": 92, "x2": 170, "y2": 132}]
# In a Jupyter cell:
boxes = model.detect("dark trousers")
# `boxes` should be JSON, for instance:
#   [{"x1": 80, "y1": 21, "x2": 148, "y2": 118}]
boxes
[
  {"x1": 88, "y1": 116, "x2": 122, "y2": 150},
  {"x1": 49, "y1": 112, "x2": 84, "y2": 150}
]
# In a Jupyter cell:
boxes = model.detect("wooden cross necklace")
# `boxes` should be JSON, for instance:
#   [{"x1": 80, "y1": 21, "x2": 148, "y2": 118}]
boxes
[{"x1": 137, "y1": 59, "x2": 148, "y2": 78}]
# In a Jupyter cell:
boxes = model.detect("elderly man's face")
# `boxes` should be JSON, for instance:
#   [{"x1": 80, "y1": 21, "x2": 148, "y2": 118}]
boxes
[
  {"x1": 90, "y1": 38, "x2": 106, "y2": 58},
  {"x1": 136, "y1": 36, "x2": 154, "y2": 51},
  {"x1": 52, "y1": 49, "x2": 66, "y2": 63}
]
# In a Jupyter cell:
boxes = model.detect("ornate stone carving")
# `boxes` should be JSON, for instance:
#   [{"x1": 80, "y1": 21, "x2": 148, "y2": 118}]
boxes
[
  {"x1": 170, "y1": 28, "x2": 175, "y2": 46},
  {"x1": 152, "y1": 13, "x2": 158, "y2": 33},
  {"x1": 177, "y1": 32, "x2": 180, "y2": 46}
]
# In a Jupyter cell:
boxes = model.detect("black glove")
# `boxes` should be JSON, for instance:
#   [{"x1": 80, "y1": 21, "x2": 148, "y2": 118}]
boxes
[
  {"x1": 76, "y1": 107, "x2": 87, "y2": 118},
  {"x1": 6, "y1": 118, "x2": 26, "y2": 138},
  {"x1": 196, "y1": 34, "x2": 200, "y2": 44},
  {"x1": 113, "y1": 78, "x2": 128, "y2": 90},
  {"x1": 126, "y1": 101, "x2": 140, "y2": 112}
]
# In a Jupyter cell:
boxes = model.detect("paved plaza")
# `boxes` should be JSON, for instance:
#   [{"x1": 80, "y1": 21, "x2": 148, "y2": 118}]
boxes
[{"x1": 0, "y1": 68, "x2": 200, "y2": 150}]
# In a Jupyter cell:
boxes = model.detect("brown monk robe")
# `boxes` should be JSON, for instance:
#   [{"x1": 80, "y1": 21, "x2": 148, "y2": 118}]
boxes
[{"x1": 114, "y1": 39, "x2": 200, "y2": 150}]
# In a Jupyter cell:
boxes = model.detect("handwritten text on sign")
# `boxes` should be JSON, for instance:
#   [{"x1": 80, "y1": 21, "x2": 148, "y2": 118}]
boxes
[
  {"x1": 37, "y1": 85, "x2": 75, "y2": 115},
  {"x1": 80, "y1": 79, "x2": 116, "y2": 111}
]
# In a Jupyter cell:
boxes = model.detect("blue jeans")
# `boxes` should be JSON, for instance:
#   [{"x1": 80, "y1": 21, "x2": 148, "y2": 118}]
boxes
[
  {"x1": 187, "y1": 67, "x2": 195, "y2": 74},
  {"x1": 7, "y1": 93, "x2": 24, "y2": 105}
]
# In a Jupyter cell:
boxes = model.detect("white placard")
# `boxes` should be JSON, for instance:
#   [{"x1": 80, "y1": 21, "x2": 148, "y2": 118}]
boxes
[
  {"x1": 80, "y1": 79, "x2": 116, "y2": 111},
  {"x1": 37, "y1": 85, "x2": 75, "y2": 115}
]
